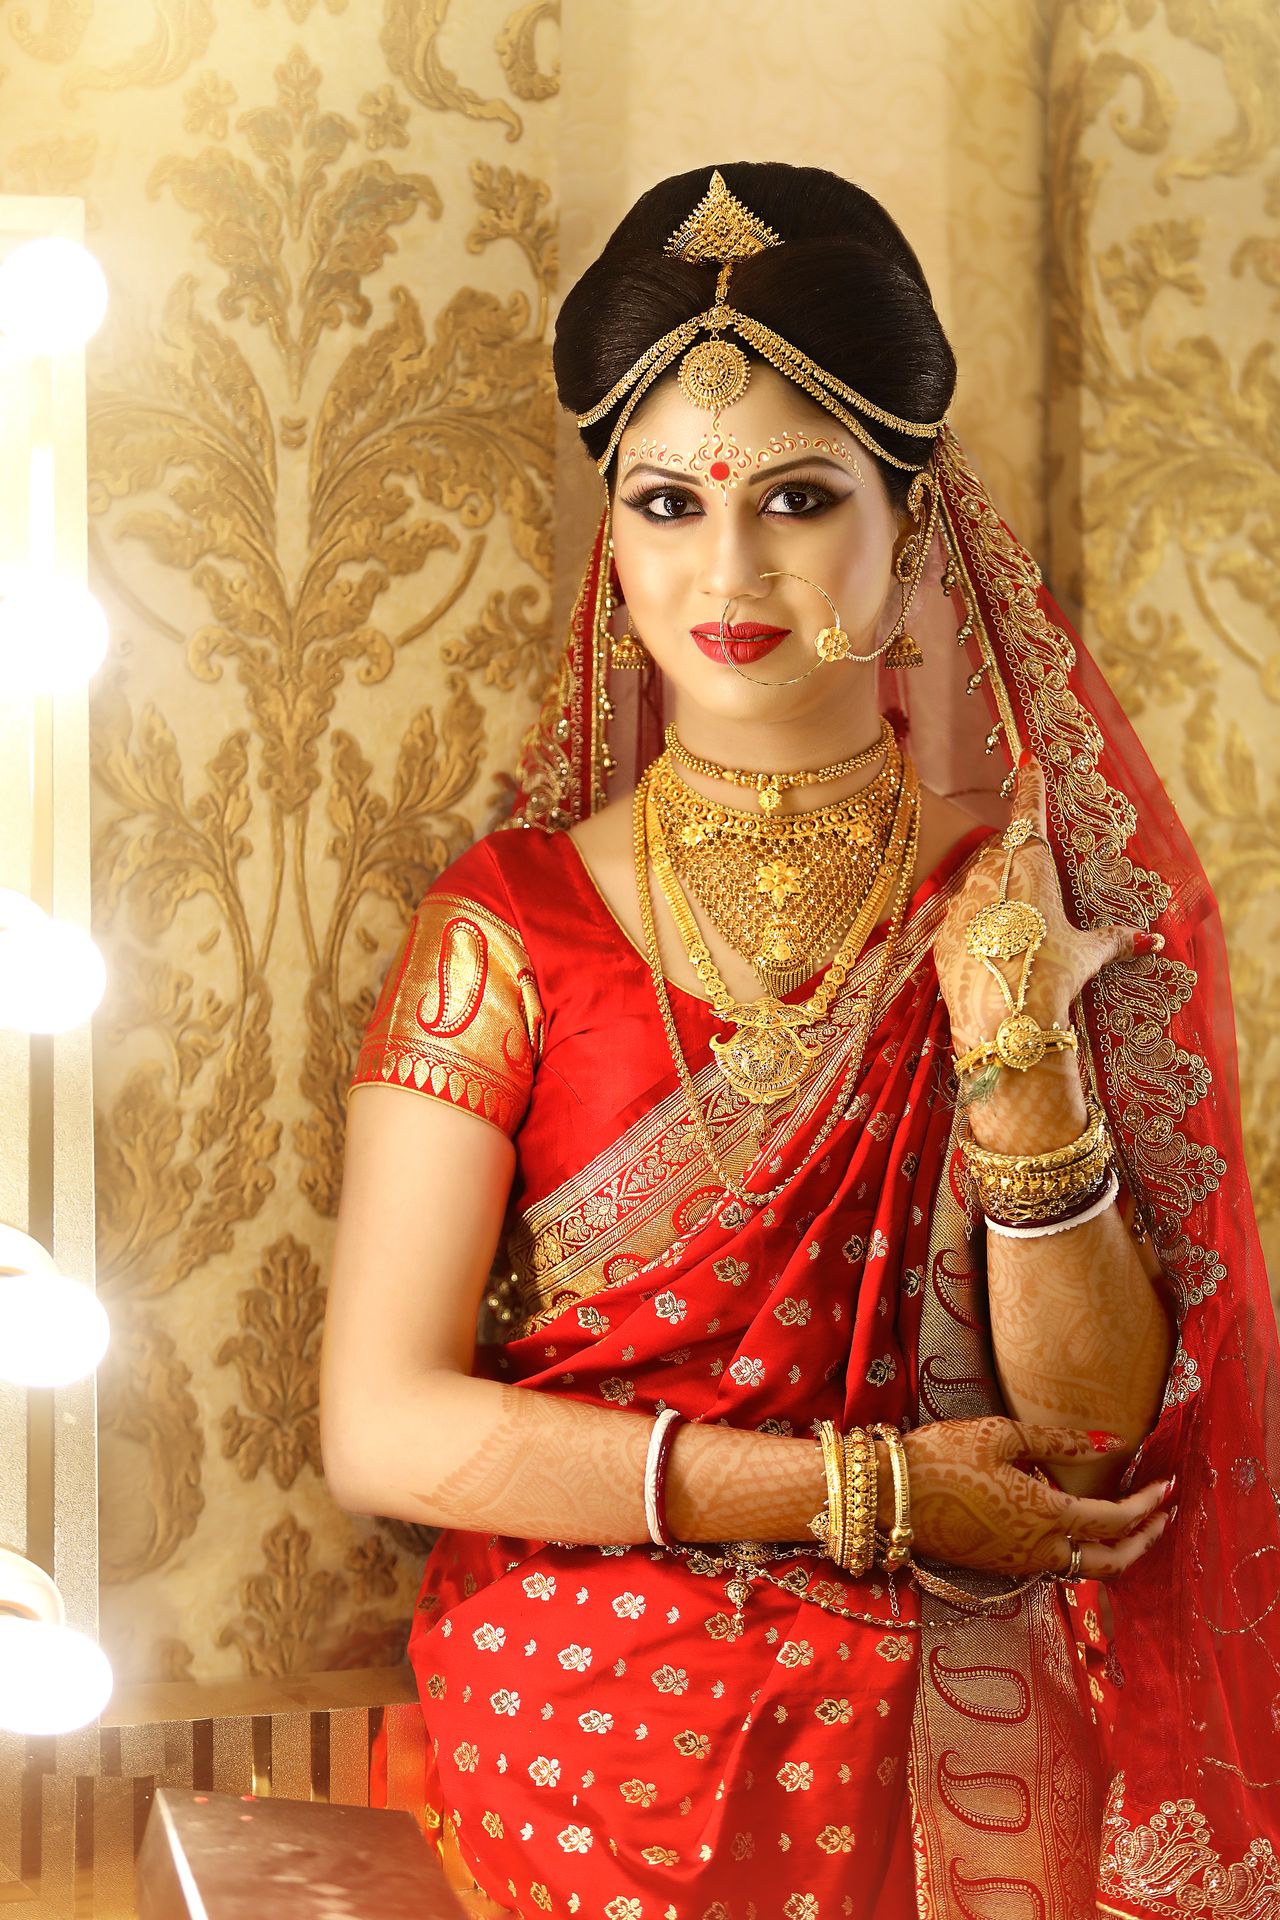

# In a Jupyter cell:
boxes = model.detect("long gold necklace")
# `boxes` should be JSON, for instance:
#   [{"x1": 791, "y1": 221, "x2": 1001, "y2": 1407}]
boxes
[
  {"x1": 647, "y1": 764, "x2": 916, "y2": 1106},
  {"x1": 651, "y1": 738, "x2": 902, "y2": 997},
  {"x1": 663, "y1": 714, "x2": 893, "y2": 812},
  {"x1": 632, "y1": 763, "x2": 920, "y2": 1205}
]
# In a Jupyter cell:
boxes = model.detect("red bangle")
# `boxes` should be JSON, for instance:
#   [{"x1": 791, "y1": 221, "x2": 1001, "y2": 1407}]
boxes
[{"x1": 652, "y1": 1414, "x2": 685, "y2": 1547}]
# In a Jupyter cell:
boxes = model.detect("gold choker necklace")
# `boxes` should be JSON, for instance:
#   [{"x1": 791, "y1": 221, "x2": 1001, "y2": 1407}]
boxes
[
  {"x1": 651, "y1": 731, "x2": 902, "y2": 997},
  {"x1": 663, "y1": 715, "x2": 892, "y2": 812}
]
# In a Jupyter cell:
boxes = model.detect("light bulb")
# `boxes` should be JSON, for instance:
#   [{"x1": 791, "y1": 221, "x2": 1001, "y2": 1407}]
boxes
[
  {"x1": 0, "y1": 1618, "x2": 113, "y2": 1733},
  {"x1": 0, "y1": 1269, "x2": 109, "y2": 1387},
  {"x1": 0, "y1": 900, "x2": 106, "y2": 1033},
  {"x1": 0, "y1": 1547, "x2": 65, "y2": 1626},
  {"x1": 0, "y1": 237, "x2": 108, "y2": 356},
  {"x1": 0, "y1": 571, "x2": 109, "y2": 695}
]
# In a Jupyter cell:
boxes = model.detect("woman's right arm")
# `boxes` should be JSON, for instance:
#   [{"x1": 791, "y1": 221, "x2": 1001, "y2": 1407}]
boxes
[
  {"x1": 320, "y1": 1086, "x2": 1171, "y2": 1578},
  {"x1": 320, "y1": 1085, "x2": 830, "y2": 1543}
]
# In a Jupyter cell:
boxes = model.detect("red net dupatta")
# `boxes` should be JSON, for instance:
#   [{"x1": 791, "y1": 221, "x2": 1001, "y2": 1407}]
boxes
[{"x1": 506, "y1": 509, "x2": 612, "y2": 828}]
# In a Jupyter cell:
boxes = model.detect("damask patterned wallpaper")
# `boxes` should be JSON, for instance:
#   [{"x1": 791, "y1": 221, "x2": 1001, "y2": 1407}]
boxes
[
  {"x1": 1047, "y1": 2, "x2": 1280, "y2": 1281},
  {"x1": 0, "y1": 0, "x2": 560, "y2": 1685},
  {"x1": 0, "y1": 0, "x2": 1272, "y2": 1690}
]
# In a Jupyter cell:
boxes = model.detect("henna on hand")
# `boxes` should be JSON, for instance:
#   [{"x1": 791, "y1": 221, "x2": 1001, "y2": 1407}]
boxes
[
  {"x1": 933, "y1": 753, "x2": 1151, "y2": 1093},
  {"x1": 904, "y1": 1415, "x2": 1171, "y2": 1581}
]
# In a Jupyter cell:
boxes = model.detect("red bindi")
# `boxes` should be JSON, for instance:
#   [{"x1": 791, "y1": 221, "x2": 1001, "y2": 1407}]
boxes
[{"x1": 709, "y1": 461, "x2": 731, "y2": 481}]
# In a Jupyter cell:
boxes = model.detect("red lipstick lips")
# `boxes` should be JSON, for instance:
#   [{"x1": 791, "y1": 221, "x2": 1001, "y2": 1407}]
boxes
[{"x1": 690, "y1": 621, "x2": 791, "y2": 664}]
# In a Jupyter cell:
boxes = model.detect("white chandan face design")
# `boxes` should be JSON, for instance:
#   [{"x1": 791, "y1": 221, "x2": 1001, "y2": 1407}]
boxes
[
  {"x1": 621, "y1": 424, "x2": 867, "y2": 506},
  {"x1": 609, "y1": 365, "x2": 910, "y2": 739}
]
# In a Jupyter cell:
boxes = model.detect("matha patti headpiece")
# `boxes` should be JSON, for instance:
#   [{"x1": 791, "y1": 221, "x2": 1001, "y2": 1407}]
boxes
[{"x1": 577, "y1": 169, "x2": 947, "y2": 474}]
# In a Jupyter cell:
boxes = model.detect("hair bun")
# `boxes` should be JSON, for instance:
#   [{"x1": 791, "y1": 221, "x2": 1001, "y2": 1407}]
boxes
[{"x1": 554, "y1": 162, "x2": 955, "y2": 503}]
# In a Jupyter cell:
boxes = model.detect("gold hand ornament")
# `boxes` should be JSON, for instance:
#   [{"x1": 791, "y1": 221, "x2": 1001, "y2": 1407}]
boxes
[{"x1": 958, "y1": 812, "x2": 1069, "y2": 1075}]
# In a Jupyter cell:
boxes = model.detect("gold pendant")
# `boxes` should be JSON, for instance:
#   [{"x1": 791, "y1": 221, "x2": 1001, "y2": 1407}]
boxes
[{"x1": 709, "y1": 1014, "x2": 821, "y2": 1105}]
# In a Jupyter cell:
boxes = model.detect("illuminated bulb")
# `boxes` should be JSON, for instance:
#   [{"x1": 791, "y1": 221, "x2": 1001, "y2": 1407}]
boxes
[
  {"x1": 0, "y1": 1223, "x2": 109, "y2": 1388},
  {"x1": 0, "y1": 1618, "x2": 113, "y2": 1734},
  {"x1": 0, "y1": 236, "x2": 108, "y2": 356},
  {"x1": 0, "y1": 1546, "x2": 65, "y2": 1626},
  {"x1": 0, "y1": 571, "x2": 109, "y2": 695},
  {"x1": 0, "y1": 893, "x2": 106, "y2": 1033},
  {"x1": 0, "y1": 1268, "x2": 109, "y2": 1387}
]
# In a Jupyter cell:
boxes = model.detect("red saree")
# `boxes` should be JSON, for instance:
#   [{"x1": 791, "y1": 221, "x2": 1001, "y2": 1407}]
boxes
[{"x1": 349, "y1": 428, "x2": 1280, "y2": 1915}]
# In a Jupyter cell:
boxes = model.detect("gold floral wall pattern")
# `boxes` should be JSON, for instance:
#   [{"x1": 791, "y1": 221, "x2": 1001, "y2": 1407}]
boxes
[
  {"x1": 1047, "y1": 0, "x2": 1280, "y2": 1287},
  {"x1": 0, "y1": 0, "x2": 558, "y2": 1684}
]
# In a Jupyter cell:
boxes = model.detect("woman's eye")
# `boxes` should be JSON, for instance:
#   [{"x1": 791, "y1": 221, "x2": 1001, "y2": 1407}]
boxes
[
  {"x1": 625, "y1": 488, "x2": 700, "y2": 521},
  {"x1": 763, "y1": 484, "x2": 835, "y2": 515}
]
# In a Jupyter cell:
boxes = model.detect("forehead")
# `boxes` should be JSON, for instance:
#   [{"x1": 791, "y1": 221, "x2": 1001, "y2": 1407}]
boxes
[{"x1": 622, "y1": 362, "x2": 850, "y2": 457}]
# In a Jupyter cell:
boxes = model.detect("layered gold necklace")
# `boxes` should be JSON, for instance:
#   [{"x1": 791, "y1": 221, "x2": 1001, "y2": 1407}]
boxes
[
  {"x1": 651, "y1": 727, "x2": 902, "y2": 998},
  {"x1": 633, "y1": 743, "x2": 921, "y2": 1205}
]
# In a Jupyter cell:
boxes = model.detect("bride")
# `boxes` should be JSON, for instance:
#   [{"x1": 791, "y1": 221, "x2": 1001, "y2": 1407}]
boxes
[{"x1": 320, "y1": 164, "x2": 1280, "y2": 1915}]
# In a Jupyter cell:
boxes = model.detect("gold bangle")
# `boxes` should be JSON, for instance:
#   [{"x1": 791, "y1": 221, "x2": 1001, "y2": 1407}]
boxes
[
  {"x1": 965, "y1": 1137, "x2": 1113, "y2": 1210},
  {"x1": 840, "y1": 1427, "x2": 878, "y2": 1578},
  {"x1": 953, "y1": 1023, "x2": 1077, "y2": 1079},
  {"x1": 808, "y1": 1420, "x2": 845, "y2": 1568},
  {"x1": 960, "y1": 1095, "x2": 1107, "y2": 1178},
  {"x1": 868, "y1": 1424, "x2": 912, "y2": 1572},
  {"x1": 974, "y1": 1164, "x2": 1114, "y2": 1226}
]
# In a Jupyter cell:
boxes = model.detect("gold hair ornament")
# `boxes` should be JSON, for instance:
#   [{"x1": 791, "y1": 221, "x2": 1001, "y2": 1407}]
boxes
[{"x1": 578, "y1": 170, "x2": 947, "y2": 475}]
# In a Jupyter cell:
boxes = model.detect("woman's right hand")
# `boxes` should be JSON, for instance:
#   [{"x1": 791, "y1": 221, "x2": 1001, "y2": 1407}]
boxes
[{"x1": 899, "y1": 1417, "x2": 1173, "y2": 1580}]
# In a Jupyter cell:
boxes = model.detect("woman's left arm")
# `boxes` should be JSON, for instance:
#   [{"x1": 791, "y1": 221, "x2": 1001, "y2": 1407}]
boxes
[{"x1": 934, "y1": 755, "x2": 1176, "y2": 1498}]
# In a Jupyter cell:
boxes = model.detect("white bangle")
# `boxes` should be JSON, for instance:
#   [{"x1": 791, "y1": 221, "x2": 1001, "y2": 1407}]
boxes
[
  {"x1": 644, "y1": 1408, "x2": 682, "y2": 1545},
  {"x1": 984, "y1": 1170, "x2": 1120, "y2": 1240}
]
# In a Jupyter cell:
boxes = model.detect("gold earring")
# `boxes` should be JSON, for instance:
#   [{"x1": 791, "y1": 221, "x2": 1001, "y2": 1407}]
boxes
[
  {"x1": 883, "y1": 586, "x2": 924, "y2": 671},
  {"x1": 882, "y1": 469, "x2": 936, "y2": 669},
  {"x1": 611, "y1": 624, "x2": 648, "y2": 670}
]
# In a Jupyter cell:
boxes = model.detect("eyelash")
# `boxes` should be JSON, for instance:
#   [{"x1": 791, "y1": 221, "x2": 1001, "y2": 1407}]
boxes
[{"x1": 621, "y1": 479, "x2": 842, "y2": 523}]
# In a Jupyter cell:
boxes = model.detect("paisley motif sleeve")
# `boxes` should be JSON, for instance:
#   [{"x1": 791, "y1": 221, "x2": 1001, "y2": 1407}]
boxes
[{"x1": 348, "y1": 892, "x2": 544, "y2": 1137}]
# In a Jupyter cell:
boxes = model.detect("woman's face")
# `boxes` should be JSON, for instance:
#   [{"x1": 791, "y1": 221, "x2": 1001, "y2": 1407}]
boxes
[{"x1": 609, "y1": 365, "x2": 910, "y2": 735}]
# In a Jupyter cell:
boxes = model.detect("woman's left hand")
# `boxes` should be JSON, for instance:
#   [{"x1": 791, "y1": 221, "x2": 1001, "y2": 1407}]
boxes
[{"x1": 933, "y1": 750, "x2": 1157, "y2": 1062}]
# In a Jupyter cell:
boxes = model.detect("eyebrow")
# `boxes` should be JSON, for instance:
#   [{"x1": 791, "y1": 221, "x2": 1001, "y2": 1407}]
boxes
[{"x1": 619, "y1": 454, "x2": 857, "y2": 488}]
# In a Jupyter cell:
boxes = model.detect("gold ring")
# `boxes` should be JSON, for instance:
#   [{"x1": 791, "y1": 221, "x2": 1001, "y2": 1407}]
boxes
[{"x1": 1061, "y1": 1539, "x2": 1084, "y2": 1581}]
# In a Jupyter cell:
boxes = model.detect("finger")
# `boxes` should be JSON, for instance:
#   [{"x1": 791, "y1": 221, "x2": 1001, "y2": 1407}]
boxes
[
  {"x1": 1010, "y1": 748, "x2": 1049, "y2": 837},
  {"x1": 1074, "y1": 1508, "x2": 1172, "y2": 1581},
  {"x1": 1098, "y1": 924, "x2": 1166, "y2": 966},
  {"x1": 994, "y1": 1422, "x2": 1124, "y2": 1465},
  {"x1": 1060, "y1": 1476, "x2": 1173, "y2": 1544}
]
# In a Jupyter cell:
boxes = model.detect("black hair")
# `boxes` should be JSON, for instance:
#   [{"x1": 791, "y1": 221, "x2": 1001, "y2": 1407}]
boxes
[{"x1": 553, "y1": 162, "x2": 956, "y2": 509}]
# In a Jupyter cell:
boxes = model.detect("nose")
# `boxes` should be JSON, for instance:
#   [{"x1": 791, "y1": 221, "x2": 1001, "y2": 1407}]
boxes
[{"x1": 696, "y1": 508, "x2": 769, "y2": 610}]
